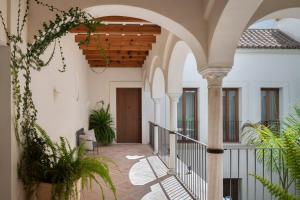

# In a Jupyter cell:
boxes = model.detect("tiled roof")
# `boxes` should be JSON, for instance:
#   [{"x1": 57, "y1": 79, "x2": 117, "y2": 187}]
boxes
[{"x1": 238, "y1": 29, "x2": 300, "y2": 49}]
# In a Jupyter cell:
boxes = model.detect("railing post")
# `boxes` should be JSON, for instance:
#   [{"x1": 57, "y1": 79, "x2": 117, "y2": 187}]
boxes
[
  {"x1": 201, "y1": 67, "x2": 230, "y2": 200},
  {"x1": 153, "y1": 98, "x2": 161, "y2": 154},
  {"x1": 168, "y1": 93, "x2": 181, "y2": 174}
]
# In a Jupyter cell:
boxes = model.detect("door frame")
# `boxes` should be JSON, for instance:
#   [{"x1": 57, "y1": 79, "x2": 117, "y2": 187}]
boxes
[
  {"x1": 178, "y1": 88, "x2": 198, "y2": 140},
  {"x1": 116, "y1": 88, "x2": 142, "y2": 143},
  {"x1": 109, "y1": 81, "x2": 144, "y2": 143}
]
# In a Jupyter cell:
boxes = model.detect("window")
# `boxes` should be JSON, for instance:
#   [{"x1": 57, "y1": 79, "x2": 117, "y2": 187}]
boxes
[
  {"x1": 223, "y1": 178, "x2": 241, "y2": 200},
  {"x1": 177, "y1": 88, "x2": 198, "y2": 140},
  {"x1": 261, "y1": 88, "x2": 279, "y2": 128},
  {"x1": 223, "y1": 88, "x2": 239, "y2": 143}
]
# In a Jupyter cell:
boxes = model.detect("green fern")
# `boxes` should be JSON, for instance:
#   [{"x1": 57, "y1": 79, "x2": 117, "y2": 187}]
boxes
[
  {"x1": 22, "y1": 125, "x2": 117, "y2": 200},
  {"x1": 252, "y1": 175, "x2": 296, "y2": 200},
  {"x1": 242, "y1": 105, "x2": 300, "y2": 199},
  {"x1": 89, "y1": 102, "x2": 115, "y2": 145}
]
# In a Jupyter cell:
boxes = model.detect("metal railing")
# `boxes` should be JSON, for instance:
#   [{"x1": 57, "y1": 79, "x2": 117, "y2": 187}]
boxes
[
  {"x1": 224, "y1": 145, "x2": 297, "y2": 200},
  {"x1": 157, "y1": 125, "x2": 170, "y2": 166},
  {"x1": 148, "y1": 121, "x2": 294, "y2": 200},
  {"x1": 178, "y1": 120, "x2": 198, "y2": 140},
  {"x1": 149, "y1": 121, "x2": 155, "y2": 150},
  {"x1": 176, "y1": 132, "x2": 207, "y2": 200}
]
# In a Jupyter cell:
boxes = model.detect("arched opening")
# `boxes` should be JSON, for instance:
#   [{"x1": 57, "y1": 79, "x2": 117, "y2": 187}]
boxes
[
  {"x1": 83, "y1": 5, "x2": 207, "y2": 67},
  {"x1": 167, "y1": 41, "x2": 192, "y2": 94},
  {"x1": 152, "y1": 67, "x2": 165, "y2": 99},
  {"x1": 221, "y1": 12, "x2": 300, "y2": 200}
]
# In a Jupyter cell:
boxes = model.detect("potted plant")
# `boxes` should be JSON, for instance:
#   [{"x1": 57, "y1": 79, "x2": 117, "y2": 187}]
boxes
[
  {"x1": 0, "y1": 0, "x2": 115, "y2": 199},
  {"x1": 18, "y1": 124, "x2": 116, "y2": 200},
  {"x1": 89, "y1": 101, "x2": 116, "y2": 145},
  {"x1": 242, "y1": 106, "x2": 300, "y2": 200}
]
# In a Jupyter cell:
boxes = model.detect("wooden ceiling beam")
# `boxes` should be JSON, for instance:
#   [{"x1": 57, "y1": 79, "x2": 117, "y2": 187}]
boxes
[
  {"x1": 79, "y1": 45, "x2": 151, "y2": 51},
  {"x1": 86, "y1": 55, "x2": 146, "y2": 61},
  {"x1": 79, "y1": 41, "x2": 152, "y2": 47},
  {"x1": 75, "y1": 34, "x2": 156, "y2": 43},
  {"x1": 89, "y1": 60, "x2": 143, "y2": 68},
  {"x1": 91, "y1": 64, "x2": 141, "y2": 68},
  {"x1": 89, "y1": 60, "x2": 144, "y2": 65},
  {"x1": 82, "y1": 50, "x2": 149, "y2": 56},
  {"x1": 96, "y1": 16, "x2": 149, "y2": 23},
  {"x1": 70, "y1": 24, "x2": 161, "y2": 35}
]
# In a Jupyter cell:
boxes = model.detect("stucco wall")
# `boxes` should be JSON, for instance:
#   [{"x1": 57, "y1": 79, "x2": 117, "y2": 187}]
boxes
[
  {"x1": 31, "y1": 34, "x2": 90, "y2": 147},
  {"x1": 178, "y1": 50, "x2": 300, "y2": 144},
  {"x1": 87, "y1": 67, "x2": 154, "y2": 144}
]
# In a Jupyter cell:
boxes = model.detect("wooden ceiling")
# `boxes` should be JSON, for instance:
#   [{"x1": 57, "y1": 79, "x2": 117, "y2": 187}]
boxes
[{"x1": 71, "y1": 16, "x2": 161, "y2": 68}]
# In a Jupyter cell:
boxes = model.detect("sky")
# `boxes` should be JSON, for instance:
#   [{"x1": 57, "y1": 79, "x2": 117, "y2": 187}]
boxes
[{"x1": 249, "y1": 19, "x2": 278, "y2": 29}]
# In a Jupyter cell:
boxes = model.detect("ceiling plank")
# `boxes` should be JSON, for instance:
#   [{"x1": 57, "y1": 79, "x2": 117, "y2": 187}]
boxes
[
  {"x1": 79, "y1": 41, "x2": 152, "y2": 47},
  {"x1": 86, "y1": 55, "x2": 146, "y2": 61},
  {"x1": 79, "y1": 45, "x2": 152, "y2": 51},
  {"x1": 91, "y1": 64, "x2": 142, "y2": 68},
  {"x1": 89, "y1": 60, "x2": 144, "y2": 65},
  {"x1": 75, "y1": 34, "x2": 156, "y2": 43},
  {"x1": 83, "y1": 50, "x2": 149, "y2": 56},
  {"x1": 89, "y1": 60, "x2": 143, "y2": 68},
  {"x1": 70, "y1": 24, "x2": 161, "y2": 35},
  {"x1": 96, "y1": 16, "x2": 149, "y2": 23}
]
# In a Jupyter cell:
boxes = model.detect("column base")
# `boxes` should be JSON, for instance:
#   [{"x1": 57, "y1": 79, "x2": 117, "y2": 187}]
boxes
[
  {"x1": 153, "y1": 151, "x2": 158, "y2": 155},
  {"x1": 167, "y1": 168, "x2": 176, "y2": 175}
]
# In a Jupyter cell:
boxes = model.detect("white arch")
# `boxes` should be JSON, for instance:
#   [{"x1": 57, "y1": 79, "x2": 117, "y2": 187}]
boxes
[
  {"x1": 148, "y1": 56, "x2": 159, "y2": 86},
  {"x1": 151, "y1": 68, "x2": 165, "y2": 99},
  {"x1": 144, "y1": 78, "x2": 151, "y2": 93},
  {"x1": 208, "y1": 0, "x2": 263, "y2": 67},
  {"x1": 84, "y1": 4, "x2": 207, "y2": 67},
  {"x1": 167, "y1": 41, "x2": 192, "y2": 94},
  {"x1": 209, "y1": 1, "x2": 300, "y2": 68}
]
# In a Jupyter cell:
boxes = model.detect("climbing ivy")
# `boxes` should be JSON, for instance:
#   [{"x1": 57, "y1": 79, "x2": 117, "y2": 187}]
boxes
[{"x1": 0, "y1": 0, "x2": 103, "y2": 198}]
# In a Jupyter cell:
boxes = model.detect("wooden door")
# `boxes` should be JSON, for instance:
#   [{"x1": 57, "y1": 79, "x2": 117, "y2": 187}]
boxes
[{"x1": 116, "y1": 88, "x2": 142, "y2": 143}]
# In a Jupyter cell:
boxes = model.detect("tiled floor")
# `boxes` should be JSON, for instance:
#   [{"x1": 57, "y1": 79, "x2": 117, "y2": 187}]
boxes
[{"x1": 81, "y1": 144, "x2": 193, "y2": 200}]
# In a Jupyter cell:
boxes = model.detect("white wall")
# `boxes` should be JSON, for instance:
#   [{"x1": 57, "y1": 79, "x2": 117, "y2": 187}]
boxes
[
  {"x1": 179, "y1": 50, "x2": 300, "y2": 144},
  {"x1": 31, "y1": 34, "x2": 90, "y2": 147},
  {"x1": 279, "y1": 18, "x2": 300, "y2": 42},
  {"x1": 87, "y1": 67, "x2": 154, "y2": 144}
]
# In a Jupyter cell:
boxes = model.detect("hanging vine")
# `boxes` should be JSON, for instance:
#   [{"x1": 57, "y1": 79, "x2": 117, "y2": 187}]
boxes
[
  {"x1": 1, "y1": 0, "x2": 101, "y2": 143},
  {"x1": 0, "y1": 0, "x2": 106, "y2": 198}
]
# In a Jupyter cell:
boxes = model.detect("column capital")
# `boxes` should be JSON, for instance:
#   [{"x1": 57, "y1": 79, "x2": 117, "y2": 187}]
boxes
[
  {"x1": 200, "y1": 67, "x2": 231, "y2": 87},
  {"x1": 168, "y1": 93, "x2": 181, "y2": 102},
  {"x1": 152, "y1": 98, "x2": 161, "y2": 104}
]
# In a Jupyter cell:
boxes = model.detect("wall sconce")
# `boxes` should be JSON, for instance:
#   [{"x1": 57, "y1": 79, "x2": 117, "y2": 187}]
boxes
[{"x1": 53, "y1": 87, "x2": 60, "y2": 102}]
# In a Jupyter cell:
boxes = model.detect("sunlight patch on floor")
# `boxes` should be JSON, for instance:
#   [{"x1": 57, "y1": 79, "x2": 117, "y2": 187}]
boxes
[
  {"x1": 141, "y1": 183, "x2": 168, "y2": 200},
  {"x1": 129, "y1": 158, "x2": 156, "y2": 185},
  {"x1": 147, "y1": 156, "x2": 168, "y2": 178},
  {"x1": 126, "y1": 155, "x2": 145, "y2": 160},
  {"x1": 161, "y1": 176, "x2": 193, "y2": 200}
]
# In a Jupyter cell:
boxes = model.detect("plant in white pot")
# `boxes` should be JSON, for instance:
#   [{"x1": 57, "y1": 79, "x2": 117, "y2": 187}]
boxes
[
  {"x1": 0, "y1": 0, "x2": 114, "y2": 199},
  {"x1": 18, "y1": 125, "x2": 116, "y2": 200}
]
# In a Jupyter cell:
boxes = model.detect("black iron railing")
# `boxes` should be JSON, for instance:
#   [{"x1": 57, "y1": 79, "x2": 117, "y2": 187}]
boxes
[
  {"x1": 177, "y1": 120, "x2": 198, "y2": 140},
  {"x1": 176, "y1": 132, "x2": 207, "y2": 200},
  {"x1": 149, "y1": 121, "x2": 156, "y2": 150},
  {"x1": 224, "y1": 146, "x2": 297, "y2": 200},
  {"x1": 157, "y1": 125, "x2": 170, "y2": 166}
]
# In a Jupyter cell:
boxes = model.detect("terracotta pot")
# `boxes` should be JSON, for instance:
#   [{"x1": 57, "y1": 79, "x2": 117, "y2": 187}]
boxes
[{"x1": 36, "y1": 179, "x2": 81, "y2": 200}]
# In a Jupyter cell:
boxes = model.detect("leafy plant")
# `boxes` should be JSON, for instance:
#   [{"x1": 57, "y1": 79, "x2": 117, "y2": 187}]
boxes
[
  {"x1": 89, "y1": 101, "x2": 115, "y2": 145},
  {"x1": 0, "y1": 0, "x2": 115, "y2": 199},
  {"x1": 242, "y1": 106, "x2": 300, "y2": 200},
  {"x1": 18, "y1": 125, "x2": 116, "y2": 200}
]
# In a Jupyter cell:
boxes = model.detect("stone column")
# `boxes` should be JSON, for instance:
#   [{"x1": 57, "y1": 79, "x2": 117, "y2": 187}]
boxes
[
  {"x1": 153, "y1": 98, "x2": 161, "y2": 154},
  {"x1": 201, "y1": 67, "x2": 230, "y2": 200},
  {"x1": 168, "y1": 93, "x2": 181, "y2": 174}
]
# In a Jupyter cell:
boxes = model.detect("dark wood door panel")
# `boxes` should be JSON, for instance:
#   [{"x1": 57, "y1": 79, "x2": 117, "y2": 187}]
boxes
[{"x1": 116, "y1": 88, "x2": 142, "y2": 143}]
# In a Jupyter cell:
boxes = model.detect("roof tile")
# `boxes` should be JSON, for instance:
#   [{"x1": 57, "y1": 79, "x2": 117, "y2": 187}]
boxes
[{"x1": 238, "y1": 29, "x2": 300, "y2": 49}]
